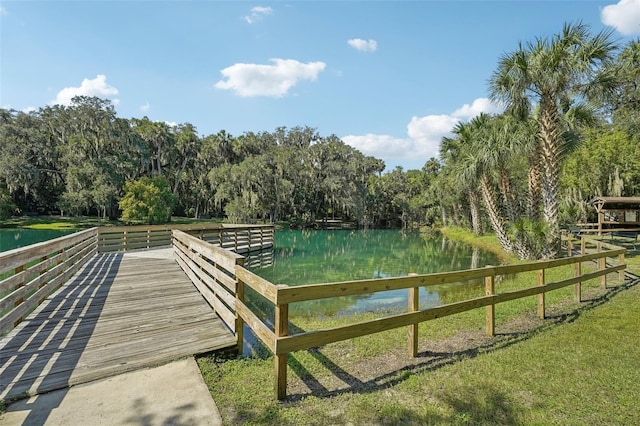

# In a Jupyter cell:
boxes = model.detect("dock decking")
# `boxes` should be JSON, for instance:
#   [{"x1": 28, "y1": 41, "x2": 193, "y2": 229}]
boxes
[{"x1": 0, "y1": 248, "x2": 236, "y2": 400}]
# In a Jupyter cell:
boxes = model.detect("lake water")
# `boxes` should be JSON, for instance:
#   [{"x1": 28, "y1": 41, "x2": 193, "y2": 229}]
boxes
[
  {"x1": 0, "y1": 229, "x2": 76, "y2": 253},
  {"x1": 245, "y1": 229, "x2": 499, "y2": 319}
]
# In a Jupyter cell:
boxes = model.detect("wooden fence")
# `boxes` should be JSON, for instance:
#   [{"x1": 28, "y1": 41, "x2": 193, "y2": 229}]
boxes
[
  {"x1": 0, "y1": 228, "x2": 98, "y2": 335},
  {"x1": 176, "y1": 233, "x2": 627, "y2": 400},
  {"x1": 98, "y1": 223, "x2": 274, "y2": 253}
]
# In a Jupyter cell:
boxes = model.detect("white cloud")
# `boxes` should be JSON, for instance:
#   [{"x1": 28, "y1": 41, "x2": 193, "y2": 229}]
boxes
[
  {"x1": 342, "y1": 98, "x2": 503, "y2": 170},
  {"x1": 215, "y1": 58, "x2": 326, "y2": 98},
  {"x1": 601, "y1": 0, "x2": 640, "y2": 35},
  {"x1": 165, "y1": 121, "x2": 177, "y2": 128},
  {"x1": 140, "y1": 101, "x2": 150, "y2": 113},
  {"x1": 22, "y1": 106, "x2": 37, "y2": 113},
  {"x1": 51, "y1": 74, "x2": 119, "y2": 106},
  {"x1": 245, "y1": 6, "x2": 272, "y2": 24},
  {"x1": 347, "y1": 38, "x2": 377, "y2": 52},
  {"x1": 452, "y1": 97, "x2": 503, "y2": 119}
]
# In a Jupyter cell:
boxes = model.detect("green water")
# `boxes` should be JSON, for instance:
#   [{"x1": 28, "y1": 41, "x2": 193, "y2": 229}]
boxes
[
  {"x1": 0, "y1": 229, "x2": 76, "y2": 253},
  {"x1": 245, "y1": 229, "x2": 499, "y2": 318}
]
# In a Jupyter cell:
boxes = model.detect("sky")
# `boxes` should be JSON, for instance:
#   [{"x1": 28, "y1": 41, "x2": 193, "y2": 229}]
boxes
[{"x1": 1, "y1": 0, "x2": 639, "y2": 172}]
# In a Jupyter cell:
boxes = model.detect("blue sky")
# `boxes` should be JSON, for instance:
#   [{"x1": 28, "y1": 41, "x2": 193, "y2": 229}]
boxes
[{"x1": 1, "y1": 1, "x2": 639, "y2": 171}]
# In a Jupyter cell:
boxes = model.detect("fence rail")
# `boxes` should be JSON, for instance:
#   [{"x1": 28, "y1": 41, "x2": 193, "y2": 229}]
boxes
[
  {"x1": 98, "y1": 223, "x2": 274, "y2": 253},
  {"x1": 0, "y1": 228, "x2": 98, "y2": 335},
  {"x1": 179, "y1": 233, "x2": 627, "y2": 400}
]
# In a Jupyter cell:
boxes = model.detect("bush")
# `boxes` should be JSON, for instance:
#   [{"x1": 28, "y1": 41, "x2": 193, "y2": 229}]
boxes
[{"x1": 119, "y1": 176, "x2": 175, "y2": 224}]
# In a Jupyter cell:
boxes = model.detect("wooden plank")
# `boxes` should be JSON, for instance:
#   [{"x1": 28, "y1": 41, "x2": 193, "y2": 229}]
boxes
[
  {"x1": 173, "y1": 230, "x2": 243, "y2": 272},
  {"x1": 235, "y1": 267, "x2": 278, "y2": 304},
  {"x1": 235, "y1": 300, "x2": 275, "y2": 352},
  {"x1": 0, "y1": 228, "x2": 97, "y2": 276},
  {"x1": 174, "y1": 242, "x2": 237, "y2": 293},
  {"x1": 174, "y1": 248, "x2": 237, "y2": 311},
  {"x1": 0, "y1": 249, "x2": 237, "y2": 400}
]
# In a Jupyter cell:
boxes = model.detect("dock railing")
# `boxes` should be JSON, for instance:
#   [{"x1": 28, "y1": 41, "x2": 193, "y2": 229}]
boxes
[
  {"x1": 176, "y1": 232, "x2": 627, "y2": 400},
  {"x1": 98, "y1": 223, "x2": 273, "y2": 253},
  {"x1": 0, "y1": 228, "x2": 98, "y2": 335}
]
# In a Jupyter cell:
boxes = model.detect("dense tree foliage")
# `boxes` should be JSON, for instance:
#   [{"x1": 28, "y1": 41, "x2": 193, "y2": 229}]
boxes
[
  {"x1": 0, "y1": 101, "x2": 434, "y2": 228},
  {"x1": 439, "y1": 27, "x2": 638, "y2": 259}
]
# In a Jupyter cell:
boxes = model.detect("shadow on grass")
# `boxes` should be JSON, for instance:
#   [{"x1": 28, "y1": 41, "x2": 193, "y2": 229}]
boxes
[{"x1": 284, "y1": 276, "x2": 639, "y2": 402}]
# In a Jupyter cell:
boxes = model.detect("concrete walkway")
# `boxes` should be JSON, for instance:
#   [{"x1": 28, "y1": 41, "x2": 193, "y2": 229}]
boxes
[{"x1": 0, "y1": 358, "x2": 222, "y2": 425}]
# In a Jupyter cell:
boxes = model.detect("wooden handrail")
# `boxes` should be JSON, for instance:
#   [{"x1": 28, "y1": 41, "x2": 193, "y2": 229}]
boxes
[
  {"x1": 0, "y1": 228, "x2": 99, "y2": 335},
  {"x1": 174, "y1": 231, "x2": 627, "y2": 400},
  {"x1": 99, "y1": 224, "x2": 274, "y2": 253}
]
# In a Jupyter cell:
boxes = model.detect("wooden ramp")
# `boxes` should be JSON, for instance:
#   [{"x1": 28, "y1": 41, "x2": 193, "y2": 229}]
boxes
[{"x1": 0, "y1": 248, "x2": 236, "y2": 400}]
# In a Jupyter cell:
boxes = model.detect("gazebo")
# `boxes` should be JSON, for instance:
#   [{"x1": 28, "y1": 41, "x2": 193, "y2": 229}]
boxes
[{"x1": 591, "y1": 196, "x2": 640, "y2": 235}]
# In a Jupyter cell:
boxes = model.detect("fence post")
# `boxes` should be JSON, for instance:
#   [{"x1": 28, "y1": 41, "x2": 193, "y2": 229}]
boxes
[
  {"x1": 485, "y1": 269, "x2": 495, "y2": 336},
  {"x1": 275, "y1": 302, "x2": 289, "y2": 400},
  {"x1": 597, "y1": 241, "x2": 606, "y2": 289},
  {"x1": 537, "y1": 269, "x2": 545, "y2": 319},
  {"x1": 574, "y1": 257, "x2": 582, "y2": 302},
  {"x1": 618, "y1": 251, "x2": 625, "y2": 283},
  {"x1": 581, "y1": 236, "x2": 586, "y2": 256},
  {"x1": 407, "y1": 273, "x2": 419, "y2": 357},
  {"x1": 567, "y1": 234, "x2": 573, "y2": 257}
]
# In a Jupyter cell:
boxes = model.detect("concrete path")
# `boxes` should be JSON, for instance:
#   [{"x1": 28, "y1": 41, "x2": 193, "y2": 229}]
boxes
[{"x1": 0, "y1": 358, "x2": 222, "y2": 425}]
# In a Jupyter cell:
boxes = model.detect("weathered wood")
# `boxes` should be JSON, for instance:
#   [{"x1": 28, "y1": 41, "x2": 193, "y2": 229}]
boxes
[
  {"x1": 537, "y1": 269, "x2": 545, "y2": 319},
  {"x1": 0, "y1": 250, "x2": 236, "y2": 400},
  {"x1": 407, "y1": 285, "x2": 419, "y2": 357},
  {"x1": 235, "y1": 300, "x2": 275, "y2": 352},
  {"x1": 574, "y1": 261, "x2": 582, "y2": 302},
  {"x1": 275, "y1": 297, "x2": 494, "y2": 354},
  {"x1": 173, "y1": 230, "x2": 243, "y2": 272},
  {"x1": 0, "y1": 228, "x2": 97, "y2": 276},
  {"x1": 236, "y1": 267, "x2": 278, "y2": 304},
  {"x1": 274, "y1": 250, "x2": 623, "y2": 304},
  {"x1": 275, "y1": 303, "x2": 289, "y2": 400},
  {"x1": 485, "y1": 273, "x2": 495, "y2": 336}
]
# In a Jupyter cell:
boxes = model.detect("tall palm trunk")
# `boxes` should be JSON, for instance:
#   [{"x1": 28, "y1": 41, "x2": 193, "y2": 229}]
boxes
[
  {"x1": 469, "y1": 190, "x2": 482, "y2": 235},
  {"x1": 480, "y1": 174, "x2": 513, "y2": 253},
  {"x1": 527, "y1": 152, "x2": 542, "y2": 221},
  {"x1": 539, "y1": 97, "x2": 561, "y2": 258}
]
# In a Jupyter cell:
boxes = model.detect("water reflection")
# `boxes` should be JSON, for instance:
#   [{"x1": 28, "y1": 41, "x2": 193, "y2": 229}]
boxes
[
  {"x1": 245, "y1": 230, "x2": 498, "y2": 319},
  {"x1": 0, "y1": 229, "x2": 76, "y2": 253}
]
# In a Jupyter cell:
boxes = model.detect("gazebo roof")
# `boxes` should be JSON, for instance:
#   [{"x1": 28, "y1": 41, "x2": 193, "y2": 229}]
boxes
[{"x1": 592, "y1": 196, "x2": 640, "y2": 211}]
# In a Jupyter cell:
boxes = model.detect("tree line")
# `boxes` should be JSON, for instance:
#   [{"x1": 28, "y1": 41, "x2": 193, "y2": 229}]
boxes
[{"x1": 0, "y1": 99, "x2": 437, "y2": 228}]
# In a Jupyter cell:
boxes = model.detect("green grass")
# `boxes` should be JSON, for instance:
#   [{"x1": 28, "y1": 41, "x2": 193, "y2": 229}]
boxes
[
  {"x1": 0, "y1": 215, "x2": 223, "y2": 230},
  {"x1": 198, "y1": 227, "x2": 640, "y2": 425}
]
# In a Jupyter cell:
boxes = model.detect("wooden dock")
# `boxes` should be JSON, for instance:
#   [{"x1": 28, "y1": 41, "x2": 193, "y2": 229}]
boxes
[{"x1": 0, "y1": 248, "x2": 236, "y2": 400}]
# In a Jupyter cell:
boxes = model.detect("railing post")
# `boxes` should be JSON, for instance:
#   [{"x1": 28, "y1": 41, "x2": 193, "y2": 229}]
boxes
[
  {"x1": 485, "y1": 270, "x2": 495, "y2": 336},
  {"x1": 618, "y1": 251, "x2": 625, "y2": 283},
  {"x1": 537, "y1": 269, "x2": 545, "y2": 319},
  {"x1": 574, "y1": 258, "x2": 582, "y2": 302},
  {"x1": 275, "y1": 302, "x2": 289, "y2": 400},
  {"x1": 597, "y1": 241, "x2": 606, "y2": 289},
  {"x1": 124, "y1": 230, "x2": 128, "y2": 251},
  {"x1": 236, "y1": 273, "x2": 245, "y2": 356},
  {"x1": 407, "y1": 273, "x2": 419, "y2": 357}
]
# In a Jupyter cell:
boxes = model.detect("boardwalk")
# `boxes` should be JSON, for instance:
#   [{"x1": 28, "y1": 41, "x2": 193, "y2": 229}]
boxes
[{"x1": 0, "y1": 248, "x2": 236, "y2": 400}]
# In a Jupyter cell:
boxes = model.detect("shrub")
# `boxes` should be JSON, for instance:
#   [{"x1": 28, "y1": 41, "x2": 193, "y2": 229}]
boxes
[{"x1": 119, "y1": 176, "x2": 175, "y2": 224}]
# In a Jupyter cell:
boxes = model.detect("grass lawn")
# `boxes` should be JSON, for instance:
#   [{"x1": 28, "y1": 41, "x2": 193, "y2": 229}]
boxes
[{"x1": 198, "y1": 228, "x2": 640, "y2": 425}]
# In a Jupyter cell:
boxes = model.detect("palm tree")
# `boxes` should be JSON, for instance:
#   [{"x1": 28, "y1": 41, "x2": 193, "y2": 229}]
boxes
[
  {"x1": 489, "y1": 22, "x2": 617, "y2": 257},
  {"x1": 440, "y1": 123, "x2": 483, "y2": 236}
]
